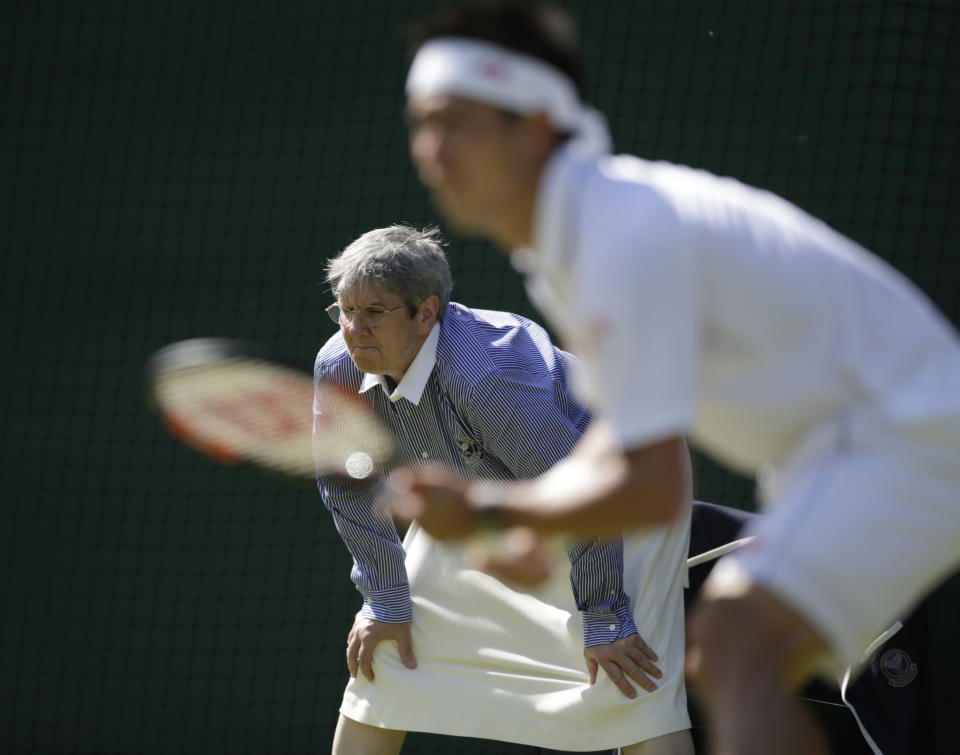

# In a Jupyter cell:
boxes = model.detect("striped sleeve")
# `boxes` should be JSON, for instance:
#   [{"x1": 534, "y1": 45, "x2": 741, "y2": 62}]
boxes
[
  {"x1": 467, "y1": 368, "x2": 639, "y2": 646},
  {"x1": 565, "y1": 537, "x2": 639, "y2": 646},
  {"x1": 316, "y1": 474, "x2": 411, "y2": 622},
  {"x1": 314, "y1": 349, "x2": 410, "y2": 623}
]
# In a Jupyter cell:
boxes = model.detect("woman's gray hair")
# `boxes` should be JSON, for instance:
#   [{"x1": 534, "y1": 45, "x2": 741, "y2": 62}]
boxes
[{"x1": 326, "y1": 225, "x2": 453, "y2": 317}]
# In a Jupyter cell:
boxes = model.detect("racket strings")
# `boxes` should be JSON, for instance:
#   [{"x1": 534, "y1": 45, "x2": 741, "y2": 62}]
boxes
[{"x1": 155, "y1": 359, "x2": 318, "y2": 478}]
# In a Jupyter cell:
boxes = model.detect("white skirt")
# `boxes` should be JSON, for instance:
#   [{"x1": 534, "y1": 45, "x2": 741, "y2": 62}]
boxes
[{"x1": 340, "y1": 512, "x2": 691, "y2": 751}]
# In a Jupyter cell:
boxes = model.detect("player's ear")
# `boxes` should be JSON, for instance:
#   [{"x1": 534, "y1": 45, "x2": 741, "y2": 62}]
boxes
[
  {"x1": 518, "y1": 111, "x2": 560, "y2": 166},
  {"x1": 528, "y1": 110, "x2": 554, "y2": 135}
]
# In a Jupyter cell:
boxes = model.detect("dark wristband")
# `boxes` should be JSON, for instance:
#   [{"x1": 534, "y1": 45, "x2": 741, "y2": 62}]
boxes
[{"x1": 470, "y1": 482, "x2": 509, "y2": 531}]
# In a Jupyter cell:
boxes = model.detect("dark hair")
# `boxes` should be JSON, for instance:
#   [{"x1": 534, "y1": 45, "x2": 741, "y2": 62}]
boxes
[{"x1": 407, "y1": 0, "x2": 581, "y2": 95}]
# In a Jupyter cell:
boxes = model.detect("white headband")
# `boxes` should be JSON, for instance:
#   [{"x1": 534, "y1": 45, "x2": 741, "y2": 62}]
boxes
[{"x1": 406, "y1": 37, "x2": 611, "y2": 155}]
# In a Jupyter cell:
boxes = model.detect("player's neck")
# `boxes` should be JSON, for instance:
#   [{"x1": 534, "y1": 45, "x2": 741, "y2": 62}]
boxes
[
  {"x1": 488, "y1": 206, "x2": 534, "y2": 251},
  {"x1": 486, "y1": 170, "x2": 542, "y2": 251}
]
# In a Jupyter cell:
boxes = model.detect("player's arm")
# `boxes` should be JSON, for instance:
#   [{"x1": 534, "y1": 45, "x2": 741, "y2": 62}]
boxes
[
  {"x1": 507, "y1": 203, "x2": 697, "y2": 536},
  {"x1": 391, "y1": 421, "x2": 688, "y2": 540},
  {"x1": 463, "y1": 372, "x2": 659, "y2": 543},
  {"x1": 486, "y1": 422, "x2": 689, "y2": 534},
  {"x1": 468, "y1": 377, "x2": 665, "y2": 696}
]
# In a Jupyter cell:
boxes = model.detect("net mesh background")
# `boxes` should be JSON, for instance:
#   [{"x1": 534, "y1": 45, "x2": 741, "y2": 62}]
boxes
[{"x1": 2, "y1": 1, "x2": 958, "y2": 753}]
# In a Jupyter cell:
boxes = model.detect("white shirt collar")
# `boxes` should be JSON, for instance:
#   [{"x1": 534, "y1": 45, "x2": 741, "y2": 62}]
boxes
[
  {"x1": 358, "y1": 321, "x2": 440, "y2": 405},
  {"x1": 511, "y1": 146, "x2": 592, "y2": 343}
]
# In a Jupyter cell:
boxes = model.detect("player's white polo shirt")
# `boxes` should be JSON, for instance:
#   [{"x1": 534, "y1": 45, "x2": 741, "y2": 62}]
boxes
[{"x1": 516, "y1": 145, "x2": 960, "y2": 666}]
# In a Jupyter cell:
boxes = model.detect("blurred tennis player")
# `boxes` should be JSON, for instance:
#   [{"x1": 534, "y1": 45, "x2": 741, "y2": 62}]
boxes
[
  {"x1": 316, "y1": 224, "x2": 693, "y2": 754},
  {"x1": 390, "y1": 2, "x2": 960, "y2": 754}
]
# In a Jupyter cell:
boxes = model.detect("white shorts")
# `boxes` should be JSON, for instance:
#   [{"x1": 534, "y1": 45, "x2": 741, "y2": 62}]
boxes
[{"x1": 705, "y1": 415, "x2": 960, "y2": 669}]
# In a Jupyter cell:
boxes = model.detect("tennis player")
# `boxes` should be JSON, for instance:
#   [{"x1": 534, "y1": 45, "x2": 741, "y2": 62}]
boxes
[
  {"x1": 316, "y1": 225, "x2": 693, "y2": 754},
  {"x1": 389, "y1": 2, "x2": 960, "y2": 754}
]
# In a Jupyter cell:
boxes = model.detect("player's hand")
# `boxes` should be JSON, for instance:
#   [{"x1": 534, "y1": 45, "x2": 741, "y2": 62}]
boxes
[
  {"x1": 346, "y1": 614, "x2": 417, "y2": 682},
  {"x1": 388, "y1": 465, "x2": 478, "y2": 539},
  {"x1": 584, "y1": 633, "x2": 663, "y2": 698},
  {"x1": 465, "y1": 527, "x2": 554, "y2": 586}
]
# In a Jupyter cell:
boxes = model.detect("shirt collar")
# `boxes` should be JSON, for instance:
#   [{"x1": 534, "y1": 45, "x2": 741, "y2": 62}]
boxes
[
  {"x1": 358, "y1": 321, "x2": 440, "y2": 405},
  {"x1": 511, "y1": 146, "x2": 592, "y2": 345}
]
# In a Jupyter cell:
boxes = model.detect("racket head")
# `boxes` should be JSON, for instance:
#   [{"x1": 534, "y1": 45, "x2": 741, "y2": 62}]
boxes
[{"x1": 144, "y1": 338, "x2": 392, "y2": 481}]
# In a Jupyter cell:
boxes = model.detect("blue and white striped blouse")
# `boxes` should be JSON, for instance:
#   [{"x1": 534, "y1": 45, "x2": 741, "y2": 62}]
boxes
[{"x1": 314, "y1": 303, "x2": 638, "y2": 646}]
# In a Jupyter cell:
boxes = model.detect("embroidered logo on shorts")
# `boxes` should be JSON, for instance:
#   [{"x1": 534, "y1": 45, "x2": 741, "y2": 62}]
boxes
[
  {"x1": 879, "y1": 648, "x2": 917, "y2": 688},
  {"x1": 454, "y1": 436, "x2": 482, "y2": 465}
]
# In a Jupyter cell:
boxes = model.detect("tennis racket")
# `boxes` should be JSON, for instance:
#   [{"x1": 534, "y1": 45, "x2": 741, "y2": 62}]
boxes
[
  {"x1": 145, "y1": 338, "x2": 539, "y2": 569},
  {"x1": 144, "y1": 338, "x2": 393, "y2": 482}
]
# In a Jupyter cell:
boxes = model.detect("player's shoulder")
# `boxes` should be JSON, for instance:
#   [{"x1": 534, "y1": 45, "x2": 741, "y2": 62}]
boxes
[
  {"x1": 593, "y1": 151, "x2": 728, "y2": 192},
  {"x1": 585, "y1": 151, "x2": 814, "y2": 253},
  {"x1": 589, "y1": 153, "x2": 730, "y2": 213},
  {"x1": 595, "y1": 152, "x2": 804, "y2": 226}
]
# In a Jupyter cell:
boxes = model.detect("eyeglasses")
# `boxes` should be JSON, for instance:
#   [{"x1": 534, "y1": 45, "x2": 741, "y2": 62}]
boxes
[{"x1": 325, "y1": 302, "x2": 407, "y2": 326}]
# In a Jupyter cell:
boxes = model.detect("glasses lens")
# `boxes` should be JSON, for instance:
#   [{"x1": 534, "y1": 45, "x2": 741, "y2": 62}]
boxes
[{"x1": 328, "y1": 304, "x2": 400, "y2": 326}]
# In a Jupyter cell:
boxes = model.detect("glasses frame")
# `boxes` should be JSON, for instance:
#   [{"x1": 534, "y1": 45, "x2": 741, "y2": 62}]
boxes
[{"x1": 325, "y1": 302, "x2": 408, "y2": 326}]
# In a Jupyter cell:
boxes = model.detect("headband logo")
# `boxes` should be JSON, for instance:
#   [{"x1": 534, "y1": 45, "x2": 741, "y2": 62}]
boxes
[{"x1": 475, "y1": 59, "x2": 509, "y2": 80}]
